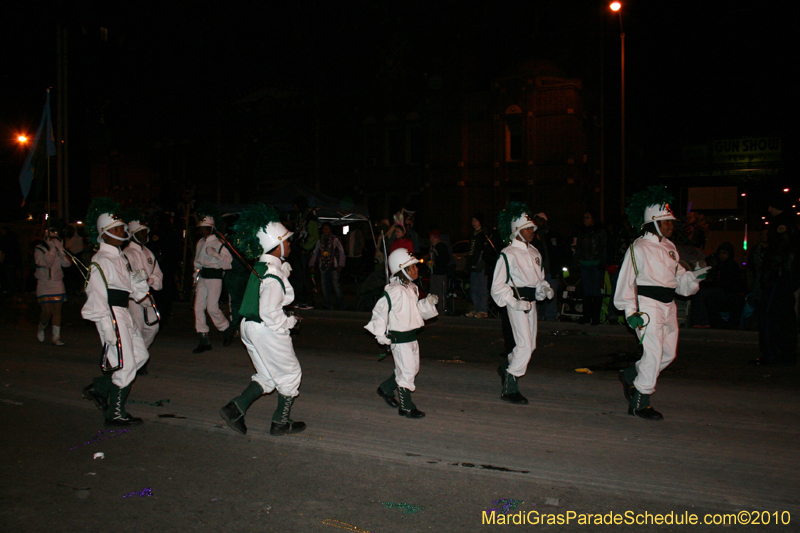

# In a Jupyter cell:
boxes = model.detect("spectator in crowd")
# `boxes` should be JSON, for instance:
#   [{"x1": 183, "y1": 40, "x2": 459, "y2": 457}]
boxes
[
  {"x1": 532, "y1": 212, "x2": 563, "y2": 321},
  {"x1": 465, "y1": 213, "x2": 494, "y2": 318},
  {"x1": 389, "y1": 224, "x2": 414, "y2": 255},
  {"x1": 310, "y1": 222, "x2": 347, "y2": 310},
  {"x1": 344, "y1": 225, "x2": 365, "y2": 281},
  {"x1": 427, "y1": 229, "x2": 450, "y2": 316},
  {"x1": 574, "y1": 211, "x2": 607, "y2": 325},
  {"x1": 403, "y1": 209, "x2": 419, "y2": 254},
  {"x1": 289, "y1": 196, "x2": 318, "y2": 310},
  {"x1": 699, "y1": 241, "x2": 746, "y2": 329}
]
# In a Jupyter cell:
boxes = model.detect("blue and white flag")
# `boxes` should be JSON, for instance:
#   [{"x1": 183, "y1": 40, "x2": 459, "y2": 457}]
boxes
[{"x1": 19, "y1": 90, "x2": 57, "y2": 205}]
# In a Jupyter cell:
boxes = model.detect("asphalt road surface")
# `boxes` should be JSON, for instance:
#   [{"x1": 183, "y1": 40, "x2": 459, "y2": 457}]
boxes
[{"x1": 2, "y1": 296, "x2": 798, "y2": 532}]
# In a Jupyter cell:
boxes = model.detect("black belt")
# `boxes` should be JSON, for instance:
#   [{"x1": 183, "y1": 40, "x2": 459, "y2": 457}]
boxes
[
  {"x1": 514, "y1": 287, "x2": 537, "y2": 300},
  {"x1": 388, "y1": 329, "x2": 419, "y2": 344},
  {"x1": 200, "y1": 267, "x2": 223, "y2": 279},
  {"x1": 107, "y1": 289, "x2": 131, "y2": 308},
  {"x1": 638, "y1": 285, "x2": 675, "y2": 304}
]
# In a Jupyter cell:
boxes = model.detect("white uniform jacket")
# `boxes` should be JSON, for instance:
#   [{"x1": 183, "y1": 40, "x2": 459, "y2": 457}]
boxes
[
  {"x1": 614, "y1": 233, "x2": 702, "y2": 317},
  {"x1": 491, "y1": 239, "x2": 549, "y2": 308},
  {"x1": 124, "y1": 242, "x2": 163, "y2": 291},
  {"x1": 82, "y1": 244, "x2": 148, "y2": 328},
  {"x1": 194, "y1": 235, "x2": 232, "y2": 271},
  {"x1": 364, "y1": 279, "x2": 438, "y2": 339},
  {"x1": 254, "y1": 255, "x2": 298, "y2": 333},
  {"x1": 34, "y1": 241, "x2": 71, "y2": 296}
]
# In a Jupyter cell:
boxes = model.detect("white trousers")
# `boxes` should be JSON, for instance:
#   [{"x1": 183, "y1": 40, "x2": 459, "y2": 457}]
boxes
[
  {"x1": 391, "y1": 341, "x2": 420, "y2": 391},
  {"x1": 97, "y1": 307, "x2": 149, "y2": 388},
  {"x1": 633, "y1": 298, "x2": 679, "y2": 395},
  {"x1": 507, "y1": 306, "x2": 538, "y2": 378},
  {"x1": 195, "y1": 278, "x2": 230, "y2": 333},
  {"x1": 128, "y1": 300, "x2": 159, "y2": 348},
  {"x1": 240, "y1": 319, "x2": 302, "y2": 397}
]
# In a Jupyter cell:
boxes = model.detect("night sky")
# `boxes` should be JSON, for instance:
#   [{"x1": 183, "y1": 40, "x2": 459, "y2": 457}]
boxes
[{"x1": 1, "y1": 0, "x2": 796, "y2": 222}]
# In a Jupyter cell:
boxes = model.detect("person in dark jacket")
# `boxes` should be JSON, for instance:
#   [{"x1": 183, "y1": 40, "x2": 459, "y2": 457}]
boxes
[
  {"x1": 701, "y1": 241, "x2": 746, "y2": 329},
  {"x1": 465, "y1": 213, "x2": 495, "y2": 318},
  {"x1": 752, "y1": 192, "x2": 800, "y2": 366},
  {"x1": 574, "y1": 211, "x2": 607, "y2": 325}
]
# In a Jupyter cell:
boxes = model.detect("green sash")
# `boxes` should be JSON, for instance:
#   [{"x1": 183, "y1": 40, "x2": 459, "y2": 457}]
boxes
[{"x1": 238, "y1": 263, "x2": 285, "y2": 323}]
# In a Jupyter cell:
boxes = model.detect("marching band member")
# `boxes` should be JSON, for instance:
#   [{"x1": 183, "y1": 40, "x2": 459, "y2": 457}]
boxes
[
  {"x1": 615, "y1": 186, "x2": 709, "y2": 420},
  {"x1": 366, "y1": 248, "x2": 438, "y2": 419},
  {"x1": 81, "y1": 198, "x2": 151, "y2": 425},
  {"x1": 34, "y1": 226, "x2": 72, "y2": 345},
  {"x1": 192, "y1": 205, "x2": 233, "y2": 353},
  {"x1": 219, "y1": 204, "x2": 306, "y2": 436},
  {"x1": 491, "y1": 202, "x2": 554, "y2": 405}
]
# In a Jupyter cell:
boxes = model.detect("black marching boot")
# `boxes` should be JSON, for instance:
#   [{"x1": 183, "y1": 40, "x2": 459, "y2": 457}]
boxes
[
  {"x1": 628, "y1": 389, "x2": 664, "y2": 421},
  {"x1": 377, "y1": 375, "x2": 399, "y2": 408},
  {"x1": 220, "y1": 381, "x2": 264, "y2": 435},
  {"x1": 500, "y1": 369, "x2": 529, "y2": 405},
  {"x1": 192, "y1": 332, "x2": 212, "y2": 354},
  {"x1": 618, "y1": 367, "x2": 637, "y2": 403},
  {"x1": 104, "y1": 384, "x2": 143, "y2": 426},
  {"x1": 397, "y1": 387, "x2": 425, "y2": 418},
  {"x1": 222, "y1": 325, "x2": 235, "y2": 347},
  {"x1": 270, "y1": 394, "x2": 307, "y2": 436},
  {"x1": 82, "y1": 375, "x2": 111, "y2": 412}
]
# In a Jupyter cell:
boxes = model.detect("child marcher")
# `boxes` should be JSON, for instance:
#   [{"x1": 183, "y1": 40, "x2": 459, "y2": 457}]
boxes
[
  {"x1": 615, "y1": 186, "x2": 710, "y2": 420},
  {"x1": 366, "y1": 248, "x2": 438, "y2": 418},
  {"x1": 491, "y1": 203, "x2": 554, "y2": 405},
  {"x1": 34, "y1": 226, "x2": 72, "y2": 345},
  {"x1": 219, "y1": 205, "x2": 306, "y2": 436}
]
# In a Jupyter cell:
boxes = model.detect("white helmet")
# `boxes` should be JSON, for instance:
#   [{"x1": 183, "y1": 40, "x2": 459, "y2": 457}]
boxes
[
  {"x1": 510, "y1": 213, "x2": 537, "y2": 240},
  {"x1": 128, "y1": 220, "x2": 149, "y2": 243},
  {"x1": 198, "y1": 216, "x2": 215, "y2": 228},
  {"x1": 97, "y1": 213, "x2": 127, "y2": 244},
  {"x1": 256, "y1": 222, "x2": 293, "y2": 259},
  {"x1": 642, "y1": 203, "x2": 676, "y2": 228},
  {"x1": 388, "y1": 248, "x2": 419, "y2": 275}
]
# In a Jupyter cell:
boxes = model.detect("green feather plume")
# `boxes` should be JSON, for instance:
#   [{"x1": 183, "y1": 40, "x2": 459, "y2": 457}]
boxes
[
  {"x1": 86, "y1": 197, "x2": 121, "y2": 246},
  {"x1": 497, "y1": 201, "x2": 532, "y2": 244},
  {"x1": 625, "y1": 185, "x2": 674, "y2": 228},
  {"x1": 232, "y1": 204, "x2": 282, "y2": 259}
]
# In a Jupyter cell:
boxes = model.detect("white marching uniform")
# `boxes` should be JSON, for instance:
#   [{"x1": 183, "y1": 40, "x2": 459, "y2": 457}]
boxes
[
  {"x1": 365, "y1": 279, "x2": 438, "y2": 391},
  {"x1": 194, "y1": 234, "x2": 232, "y2": 333},
  {"x1": 240, "y1": 254, "x2": 302, "y2": 397},
  {"x1": 123, "y1": 242, "x2": 163, "y2": 347},
  {"x1": 81, "y1": 243, "x2": 150, "y2": 388},
  {"x1": 614, "y1": 233, "x2": 703, "y2": 394},
  {"x1": 491, "y1": 239, "x2": 552, "y2": 378},
  {"x1": 34, "y1": 241, "x2": 71, "y2": 300}
]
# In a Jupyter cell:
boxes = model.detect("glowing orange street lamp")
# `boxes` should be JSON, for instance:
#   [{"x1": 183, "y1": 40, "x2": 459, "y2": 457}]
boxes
[{"x1": 17, "y1": 135, "x2": 28, "y2": 144}]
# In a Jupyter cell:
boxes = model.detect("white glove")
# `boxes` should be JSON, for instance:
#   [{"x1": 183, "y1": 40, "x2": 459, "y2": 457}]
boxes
[
  {"x1": 132, "y1": 269, "x2": 149, "y2": 284},
  {"x1": 206, "y1": 246, "x2": 222, "y2": 258},
  {"x1": 693, "y1": 266, "x2": 711, "y2": 281},
  {"x1": 286, "y1": 315, "x2": 298, "y2": 329},
  {"x1": 535, "y1": 282, "x2": 554, "y2": 301},
  {"x1": 101, "y1": 324, "x2": 117, "y2": 345},
  {"x1": 508, "y1": 299, "x2": 533, "y2": 312},
  {"x1": 376, "y1": 334, "x2": 392, "y2": 346},
  {"x1": 426, "y1": 294, "x2": 439, "y2": 306}
]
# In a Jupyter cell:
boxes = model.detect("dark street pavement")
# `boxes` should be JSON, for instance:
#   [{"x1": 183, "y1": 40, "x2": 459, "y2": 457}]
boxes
[{"x1": 1, "y1": 293, "x2": 798, "y2": 532}]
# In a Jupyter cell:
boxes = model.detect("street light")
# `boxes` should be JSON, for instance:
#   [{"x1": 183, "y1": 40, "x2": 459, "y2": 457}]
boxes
[
  {"x1": 610, "y1": 2, "x2": 625, "y2": 213},
  {"x1": 17, "y1": 135, "x2": 29, "y2": 144}
]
